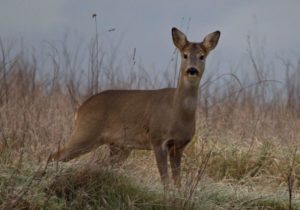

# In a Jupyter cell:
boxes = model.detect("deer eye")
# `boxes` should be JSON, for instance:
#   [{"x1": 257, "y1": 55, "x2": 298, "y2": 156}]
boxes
[
  {"x1": 183, "y1": 54, "x2": 188, "y2": 59},
  {"x1": 199, "y1": 55, "x2": 205, "y2": 61}
]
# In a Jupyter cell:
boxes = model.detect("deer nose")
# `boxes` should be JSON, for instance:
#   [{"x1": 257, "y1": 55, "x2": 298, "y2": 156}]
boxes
[{"x1": 186, "y1": 67, "x2": 199, "y2": 76}]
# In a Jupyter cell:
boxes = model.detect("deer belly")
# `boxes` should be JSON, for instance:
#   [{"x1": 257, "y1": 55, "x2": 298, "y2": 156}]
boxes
[
  {"x1": 101, "y1": 124, "x2": 151, "y2": 150},
  {"x1": 124, "y1": 129, "x2": 152, "y2": 149}
]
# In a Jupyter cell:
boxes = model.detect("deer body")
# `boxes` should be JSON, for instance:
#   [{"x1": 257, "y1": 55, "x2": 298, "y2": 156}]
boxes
[{"x1": 51, "y1": 28, "x2": 220, "y2": 186}]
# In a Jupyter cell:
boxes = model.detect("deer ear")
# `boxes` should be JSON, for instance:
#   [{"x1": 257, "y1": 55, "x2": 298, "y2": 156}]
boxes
[
  {"x1": 172, "y1": 27, "x2": 188, "y2": 50},
  {"x1": 202, "y1": 31, "x2": 221, "y2": 52}
]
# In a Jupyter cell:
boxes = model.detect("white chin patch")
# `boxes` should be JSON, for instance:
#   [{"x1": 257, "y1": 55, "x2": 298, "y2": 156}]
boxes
[{"x1": 188, "y1": 74, "x2": 198, "y2": 78}]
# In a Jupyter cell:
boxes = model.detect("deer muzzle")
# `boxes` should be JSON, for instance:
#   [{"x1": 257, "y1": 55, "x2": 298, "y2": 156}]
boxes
[{"x1": 186, "y1": 67, "x2": 199, "y2": 77}]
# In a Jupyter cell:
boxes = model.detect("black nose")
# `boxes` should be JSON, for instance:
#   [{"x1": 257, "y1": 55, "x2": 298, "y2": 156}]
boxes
[{"x1": 187, "y1": 67, "x2": 199, "y2": 76}]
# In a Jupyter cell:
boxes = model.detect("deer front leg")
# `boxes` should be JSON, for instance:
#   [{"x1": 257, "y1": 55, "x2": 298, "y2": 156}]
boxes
[
  {"x1": 153, "y1": 145, "x2": 169, "y2": 187},
  {"x1": 169, "y1": 146, "x2": 184, "y2": 187}
]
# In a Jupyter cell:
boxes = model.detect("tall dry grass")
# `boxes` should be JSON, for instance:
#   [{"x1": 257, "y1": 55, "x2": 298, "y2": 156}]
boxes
[{"x1": 0, "y1": 32, "x2": 300, "y2": 209}]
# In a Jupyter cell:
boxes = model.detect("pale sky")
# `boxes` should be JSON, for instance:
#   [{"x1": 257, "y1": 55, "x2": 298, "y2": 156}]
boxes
[{"x1": 0, "y1": 0, "x2": 299, "y2": 81}]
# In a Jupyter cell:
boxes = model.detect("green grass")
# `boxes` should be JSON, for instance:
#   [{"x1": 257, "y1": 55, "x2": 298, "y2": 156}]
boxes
[
  {"x1": 1, "y1": 148, "x2": 300, "y2": 210},
  {"x1": 0, "y1": 161, "x2": 168, "y2": 210},
  {"x1": 192, "y1": 183, "x2": 299, "y2": 210},
  {"x1": 1, "y1": 128, "x2": 300, "y2": 210},
  {"x1": 47, "y1": 166, "x2": 167, "y2": 210}
]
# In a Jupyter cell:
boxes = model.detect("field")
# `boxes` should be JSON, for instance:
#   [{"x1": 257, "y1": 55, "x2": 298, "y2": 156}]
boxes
[{"x1": 1, "y1": 35, "x2": 300, "y2": 210}]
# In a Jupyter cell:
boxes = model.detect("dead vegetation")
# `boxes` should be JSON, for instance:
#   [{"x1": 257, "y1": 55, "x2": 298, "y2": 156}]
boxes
[{"x1": 1, "y1": 33, "x2": 300, "y2": 209}]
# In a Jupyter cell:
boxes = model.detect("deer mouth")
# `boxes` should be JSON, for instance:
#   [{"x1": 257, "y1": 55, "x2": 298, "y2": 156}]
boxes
[{"x1": 186, "y1": 67, "x2": 199, "y2": 77}]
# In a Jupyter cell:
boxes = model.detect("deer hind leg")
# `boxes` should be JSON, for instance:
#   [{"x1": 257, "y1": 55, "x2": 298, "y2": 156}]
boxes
[
  {"x1": 52, "y1": 130, "x2": 102, "y2": 162},
  {"x1": 109, "y1": 145, "x2": 132, "y2": 165}
]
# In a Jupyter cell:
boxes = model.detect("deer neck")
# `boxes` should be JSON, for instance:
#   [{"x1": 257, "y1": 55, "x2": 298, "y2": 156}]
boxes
[{"x1": 173, "y1": 73, "x2": 200, "y2": 121}]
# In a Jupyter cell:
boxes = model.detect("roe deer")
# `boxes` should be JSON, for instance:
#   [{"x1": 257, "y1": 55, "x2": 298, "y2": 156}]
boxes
[{"x1": 51, "y1": 27, "x2": 220, "y2": 186}]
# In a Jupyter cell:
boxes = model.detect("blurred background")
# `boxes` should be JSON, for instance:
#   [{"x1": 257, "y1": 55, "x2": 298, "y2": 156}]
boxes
[
  {"x1": 0, "y1": 0, "x2": 299, "y2": 83},
  {"x1": 1, "y1": 1, "x2": 300, "y2": 209}
]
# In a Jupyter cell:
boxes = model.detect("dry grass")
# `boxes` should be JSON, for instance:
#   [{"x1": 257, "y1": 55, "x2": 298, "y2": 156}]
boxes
[{"x1": 1, "y1": 36, "x2": 300, "y2": 209}]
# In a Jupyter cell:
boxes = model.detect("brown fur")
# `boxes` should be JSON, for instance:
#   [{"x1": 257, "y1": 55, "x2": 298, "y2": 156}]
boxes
[{"x1": 51, "y1": 27, "x2": 220, "y2": 186}]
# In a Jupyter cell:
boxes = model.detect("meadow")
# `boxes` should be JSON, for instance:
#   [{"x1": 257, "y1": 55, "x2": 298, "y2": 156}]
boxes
[{"x1": 0, "y1": 34, "x2": 300, "y2": 209}]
